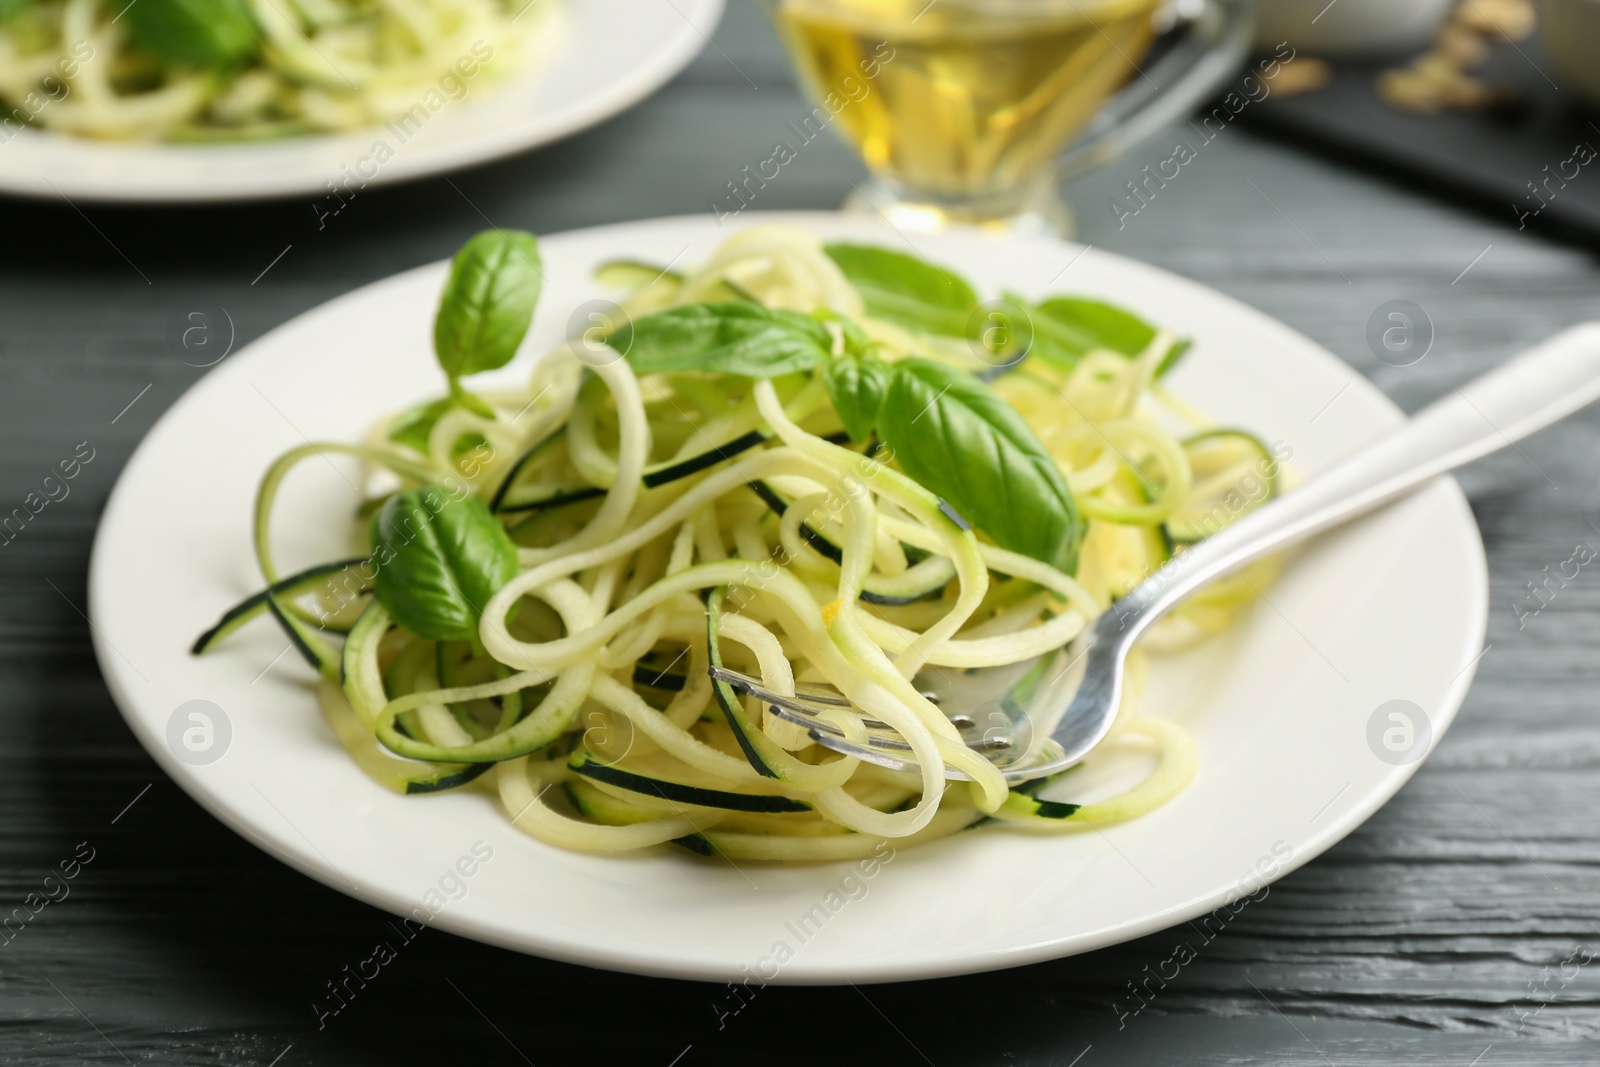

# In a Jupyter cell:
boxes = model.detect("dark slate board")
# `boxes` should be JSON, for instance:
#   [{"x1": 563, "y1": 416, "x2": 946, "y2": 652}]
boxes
[{"x1": 1237, "y1": 34, "x2": 1600, "y2": 246}]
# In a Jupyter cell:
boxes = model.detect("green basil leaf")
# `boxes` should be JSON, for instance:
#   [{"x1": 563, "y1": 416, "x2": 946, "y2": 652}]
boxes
[
  {"x1": 611, "y1": 301, "x2": 832, "y2": 377},
  {"x1": 125, "y1": 0, "x2": 259, "y2": 66},
  {"x1": 1027, "y1": 296, "x2": 1189, "y2": 377},
  {"x1": 824, "y1": 243, "x2": 978, "y2": 336},
  {"x1": 389, "y1": 397, "x2": 497, "y2": 454},
  {"x1": 876, "y1": 359, "x2": 1082, "y2": 574},
  {"x1": 434, "y1": 230, "x2": 543, "y2": 382},
  {"x1": 823, "y1": 352, "x2": 891, "y2": 442},
  {"x1": 369, "y1": 490, "x2": 518, "y2": 642},
  {"x1": 387, "y1": 397, "x2": 455, "y2": 453}
]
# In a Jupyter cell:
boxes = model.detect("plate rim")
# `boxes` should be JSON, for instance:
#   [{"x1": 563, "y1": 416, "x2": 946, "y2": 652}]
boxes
[
  {"x1": 87, "y1": 210, "x2": 1490, "y2": 983},
  {"x1": 0, "y1": 0, "x2": 725, "y2": 203}
]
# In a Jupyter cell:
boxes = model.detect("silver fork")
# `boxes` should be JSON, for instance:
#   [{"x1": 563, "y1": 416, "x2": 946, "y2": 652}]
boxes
[{"x1": 715, "y1": 323, "x2": 1600, "y2": 784}]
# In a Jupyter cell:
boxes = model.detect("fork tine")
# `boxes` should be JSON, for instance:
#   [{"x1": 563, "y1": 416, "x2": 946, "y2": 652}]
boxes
[
  {"x1": 709, "y1": 665, "x2": 889, "y2": 724},
  {"x1": 708, "y1": 665, "x2": 850, "y2": 705},
  {"x1": 714, "y1": 666, "x2": 1019, "y2": 749},
  {"x1": 707, "y1": 663, "x2": 1047, "y2": 780}
]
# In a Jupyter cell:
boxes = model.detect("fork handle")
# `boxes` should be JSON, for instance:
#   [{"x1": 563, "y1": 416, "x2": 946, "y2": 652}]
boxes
[{"x1": 1113, "y1": 321, "x2": 1600, "y2": 638}]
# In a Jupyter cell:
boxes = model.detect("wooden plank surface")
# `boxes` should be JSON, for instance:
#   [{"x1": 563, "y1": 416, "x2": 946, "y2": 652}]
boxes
[{"x1": 3, "y1": 4, "x2": 1600, "y2": 1064}]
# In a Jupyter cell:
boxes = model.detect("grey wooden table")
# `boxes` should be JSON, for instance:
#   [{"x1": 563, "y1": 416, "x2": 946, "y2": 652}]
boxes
[{"x1": 4, "y1": 5, "x2": 1600, "y2": 1065}]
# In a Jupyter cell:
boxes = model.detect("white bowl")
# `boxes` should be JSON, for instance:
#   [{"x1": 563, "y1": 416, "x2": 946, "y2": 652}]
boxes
[{"x1": 1255, "y1": 0, "x2": 1455, "y2": 57}]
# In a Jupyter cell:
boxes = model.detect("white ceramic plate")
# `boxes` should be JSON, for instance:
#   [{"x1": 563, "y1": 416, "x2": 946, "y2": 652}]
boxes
[
  {"x1": 1, "y1": 0, "x2": 724, "y2": 203},
  {"x1": 89, "y1": 212, "x2": 1488, "y2": 984}
]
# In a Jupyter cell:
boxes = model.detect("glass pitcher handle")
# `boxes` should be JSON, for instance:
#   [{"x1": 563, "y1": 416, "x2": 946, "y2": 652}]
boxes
[{"x1": 1055, "y1": 0, "x2": 1254, "y2": 182}]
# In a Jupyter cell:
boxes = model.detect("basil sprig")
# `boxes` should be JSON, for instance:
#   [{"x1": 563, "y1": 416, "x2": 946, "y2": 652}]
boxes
[
  {"x1": 385, "y1": 228, "x2": 542, "y2": 449},
  {"x1": 825, "y1": 355, "x2": 1084, "y2": 575},
  {"x1": 826, "y1": 241, "x2": 1190, "y2": 376},
  {"x1": 369, "y1": 490, "x2": 518, "y2": 641},
  {"x1": 125, "y1": 0, "x2": 260, "y2": 66},
  {"x1": 434, "y1": 229, "x2": 543, "y2": 416},
  {"x1": 369, "y1": 231, "x2": 541, "y2": 637},
  {"x1": 611, "y1": 294, "x2": 1084, "y2": 573},
  {"x1": 609, "y1": 301, "x2": 835, "y2": 377}
]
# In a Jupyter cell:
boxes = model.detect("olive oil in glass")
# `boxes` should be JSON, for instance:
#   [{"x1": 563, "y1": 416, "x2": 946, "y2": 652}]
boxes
[{"x1": 774, "y1": 0, "x2": 1164, "y2": 233}]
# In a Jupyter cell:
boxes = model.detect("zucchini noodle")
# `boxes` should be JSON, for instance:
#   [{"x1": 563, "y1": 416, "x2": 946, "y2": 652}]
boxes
[
  {"x1": 0, "y1": 0, "x2": 549, "y2": 142},
  {"x1": 199, "y1": 223, "x2": 1288, "y2": 862}
]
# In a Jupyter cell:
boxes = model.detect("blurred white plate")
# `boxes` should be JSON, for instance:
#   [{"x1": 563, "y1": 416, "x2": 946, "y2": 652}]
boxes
[
  {"x1": 1, "y1": 0, "x2": 723, "y2": 203},
  {"x1": 88, "y1": 212, "x2": 1487, "y2": 983}
]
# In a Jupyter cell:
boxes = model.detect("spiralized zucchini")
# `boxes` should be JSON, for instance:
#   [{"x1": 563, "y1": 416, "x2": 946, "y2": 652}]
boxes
[
  {"x1": 198, "y1": 224, "x2": 1288, "y2": 862},
  {"x1": 0, "y1": 0, "x2": 548, "y2": 141}
]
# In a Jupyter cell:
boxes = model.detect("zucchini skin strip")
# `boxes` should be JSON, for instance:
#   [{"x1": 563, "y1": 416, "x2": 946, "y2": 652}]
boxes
[
  {"x1": 748, "y1": 479, "x2": 843, "y2": 563},
  {"x1": 570, "y1": 755, "x2": 811, "y2": 813},
  {"x1": 700, "y1": 584, "x2": 867, "y2": 794},
  {"x1": 747, "y1": 480, "x2": 952, "y2": 606},
  {"x1": 494, "y1": 426, "x2": 842, "y2": 512},
  {"x1": 496, "y1": 486, "x2": 606, "y2": 514},
  {"x1": 404, "y1": 763, "x2": 494, "y2": 794},
  {"x1": 642, "y1": 428, "x2": 769, "y2": 488},
  {"x1": 489, "y1": 430, "x2": 563, "y2": 512},
  {"x1": 491, "y1": 423, "x2": 606, "y2": 514},
  {"x1": 264, "y1": 593, "x2": 339, "y2": 682},
  {"x1": 706, "y1": 587, "x2": 782, "y2": 779},
  {"x1": 191, "y1": 556, "x2": 368, "y2": 655}
]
